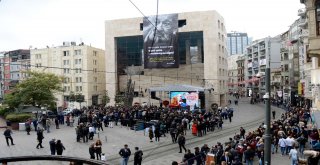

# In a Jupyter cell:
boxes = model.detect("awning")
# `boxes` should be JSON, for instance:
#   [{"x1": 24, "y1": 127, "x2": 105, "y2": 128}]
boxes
[{"x1": 149, "y1": 84, "x2": 205, "y2": 92}]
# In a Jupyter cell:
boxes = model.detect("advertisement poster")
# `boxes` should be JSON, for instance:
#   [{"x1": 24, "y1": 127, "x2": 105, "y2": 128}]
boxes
[
  {"x1": 143, "y1": 14, "x2": 179, "y2": 68},
  {"x1": 170, "y1": 92, "x2": 199, "y2": 110}
]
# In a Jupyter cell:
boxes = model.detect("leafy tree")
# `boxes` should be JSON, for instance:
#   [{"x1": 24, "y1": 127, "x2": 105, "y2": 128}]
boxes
[
  {"x1": 5, "y1": 71, "x2": 63, "y2": 108},
  {"x1": 101, "y1": 90, "x2": 110, "y2": 107},
  {"x1": 3, "y1": 93, "x2": 21, "y2": 109}
]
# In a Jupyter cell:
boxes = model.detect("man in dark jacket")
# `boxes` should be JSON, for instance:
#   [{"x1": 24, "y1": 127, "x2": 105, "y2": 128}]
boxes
[
  {"x1": 36, "y1": 128, "x2": 44, "y2": 149},
  {"x1": 178, "y1": 134, "x2": 187, "y2": 153},
  {"x1": 133, "y1": 147, "x2": 143, "y2": 165},
  {"x1": 49, "y1": 138, "x2": 56, "y2": 155},
  {"x1": 119, "y1": 144, "x2": 131, "y2": 165},
  {"x1": 3, "y1": 128, "x2": 15, "y2": 146}
]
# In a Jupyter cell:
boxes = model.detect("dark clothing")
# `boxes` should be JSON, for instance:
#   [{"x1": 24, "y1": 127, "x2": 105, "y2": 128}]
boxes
[
  {"x1": 134, "y1": 150, "x2": 143, "y2": 165},
  {"x1": 36, "y1": 130, "x2": 44, "y2": 148},
  {"x1": 89, "y1": 146, "x2": 95, "y2": 159},
  {"x1": 3, "y1": 129, "x2": 14, "y2": 146},
  {"x1": 119, "y1": 148, "x2": 131, "y2": 158},
  {"x1": 56, "y1": 142, "x2": 65, "y2": 155},
  {"x1": 49, "y1": 140, "x2": 56, "y2": 155},
  {"x1": 178, "y1": 135, "x2": 187, "y2": 153},
  {"x1": 184, "y1": 152, "x2": 195, "y2": 165}
]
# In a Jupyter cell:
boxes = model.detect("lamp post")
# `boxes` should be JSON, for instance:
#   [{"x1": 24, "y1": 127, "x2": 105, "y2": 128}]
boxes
[{"x1": 264, "y1": 67, "x2": 271, "y2": 165}]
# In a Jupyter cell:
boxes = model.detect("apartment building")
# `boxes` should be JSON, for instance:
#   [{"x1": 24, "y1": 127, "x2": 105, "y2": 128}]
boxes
[
  {"x1": 245, "y1": 37, "x2": 281, "y2": 100},
  {"x1": 30, "y1": 42, "x2": 105, "y2": 108}
]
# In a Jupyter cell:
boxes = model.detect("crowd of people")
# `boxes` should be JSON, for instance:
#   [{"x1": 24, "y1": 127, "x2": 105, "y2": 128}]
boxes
[
  {"x1": 3, "y1": 97, "x2": 320, "y2": 165},
  {"x1": 171, "y1": 101, "x2": 320, "y2": 165}
]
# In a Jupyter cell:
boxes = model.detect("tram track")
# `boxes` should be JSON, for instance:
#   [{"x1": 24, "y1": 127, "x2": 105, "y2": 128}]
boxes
[{"x1": 107, "y1": 113, "x2": 265, "y2": 164}]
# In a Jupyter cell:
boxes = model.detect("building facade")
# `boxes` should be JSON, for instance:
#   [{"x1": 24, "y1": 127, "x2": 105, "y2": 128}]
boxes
[
  {"x1": 300, "y1": 0, "x2": 320, "y2": 110},
  {"x1": 227, "y1": 32, "x2": 251, "y2": 56},
  {"x1": 227, "y1": 54, "x2": 242, "y2": 95},
  {"x1": 236, "y1": 54, "x2": 246, "y2": 97},
  {"x1": 245, "y1": 37, "x2": 281, "y2": 100},
  {"x1": 30, "y1": 42, "x2": 105, "y2": 108},
  {"x1": 0, "y1": 49, "x2": 30, "y2": 100},
  {"x1": 105, "y1": 10, "x2": 229, "y2": 109}
]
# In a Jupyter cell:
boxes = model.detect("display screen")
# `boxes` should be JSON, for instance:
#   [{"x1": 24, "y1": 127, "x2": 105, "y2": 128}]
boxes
[{"x1": 170, "y1": 92, "x2": 199, "y2": 109}]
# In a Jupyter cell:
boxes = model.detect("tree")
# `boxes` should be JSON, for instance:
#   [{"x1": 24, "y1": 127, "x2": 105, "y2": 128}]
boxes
[
  {"x1": 101, "y1": 90, "x2": 110, "y2": 107},
  {"x1": 4, "y1": 71, "x2": 63, "y2": 108}
]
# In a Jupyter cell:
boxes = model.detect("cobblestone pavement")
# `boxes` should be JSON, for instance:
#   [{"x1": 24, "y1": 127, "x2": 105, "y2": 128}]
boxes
[{"x1": 0, "y1": 98, "x2": 292, "y2": 165}]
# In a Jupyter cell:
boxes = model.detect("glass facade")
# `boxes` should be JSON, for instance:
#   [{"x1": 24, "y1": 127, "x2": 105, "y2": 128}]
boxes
[
  {"x1": 116, "y1": 31, "x2": 204, "y2": 74},
  {"x1": 227, "y1": 32, "x2": 250, "y2": 56}
]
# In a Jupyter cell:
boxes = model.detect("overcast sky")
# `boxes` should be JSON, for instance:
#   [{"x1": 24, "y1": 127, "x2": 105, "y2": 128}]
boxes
[{"x1": 0, "y1": 0, "x2": 304, "y2": 51}]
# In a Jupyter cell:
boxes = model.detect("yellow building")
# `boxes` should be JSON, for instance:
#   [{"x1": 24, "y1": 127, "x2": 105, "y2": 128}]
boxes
[{"x1": 30, "y1": 42, "x2": 105, "y2": 108}]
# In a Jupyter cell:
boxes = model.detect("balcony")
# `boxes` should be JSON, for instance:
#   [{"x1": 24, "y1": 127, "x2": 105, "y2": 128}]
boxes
[
  {"x1": 298, "y1": 8, "x2": 306, "y2": 16},
  {"x1": 298, "y1": 18, "x2": 307, "y2": 28},
  {"x1": 299, "y1": 29, "x2": 309, "y2": 38}
]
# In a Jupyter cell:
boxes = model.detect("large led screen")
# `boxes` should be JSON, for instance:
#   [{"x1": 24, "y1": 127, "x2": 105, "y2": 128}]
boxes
[
  {"x1": 170, "y1": 92, "x2": 199, "y2": 109},
  {"x1": 143, "y1": 14, "x2": 179, "y2": 68}
]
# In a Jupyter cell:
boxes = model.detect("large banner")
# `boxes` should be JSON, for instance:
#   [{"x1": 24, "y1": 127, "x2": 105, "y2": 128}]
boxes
[{"x1": 143, "y1": 14, "x2": 179, "y2": 68}]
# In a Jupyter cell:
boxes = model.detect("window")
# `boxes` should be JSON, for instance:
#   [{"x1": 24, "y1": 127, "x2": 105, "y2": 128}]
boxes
[
  {"x1": 63, "y1": 60, "x2": 69, "y2": 65},
  {"x1": 93, "y1": 51, "x2": 97, "y2": 56},
  {"x1": 94, "y1": 77, "x2": 97, "y2": 82},
  {"x1": 222, "y1": 46, "x2": 225, "y2": 53},
  {"x1": 94, "y1": 85, "x2": 98, "y2": 91},
  {"x1": 221, "y1": 35, "x2": 224, "y2": 42},
  {"x1": 218, "y1": 32, "x2": 221, "y2": 39},
  {"x1": 63, "y1": 68, "x2": 70, "y2": 74},
  {"x1": 35, "y1": 54, "x2": 41, "y2": 59},
  {"x1": 221, "y1": 23, "x2": 224, "y2": 31},
  {"x1": 218, "y1": 20, "x2": 220, "y2": 29},
  {"x1": 75, "y1": 77, "x2": 82, "y2": 83},
  {"x1": 63, "y1": 51, "x2": 69, "y2": 56},
  {"x1": 75, "y1": 59, "x2": 82, "y2": 65},
  {"x1": 93, "y1": 60, "x2": 97, "y2": 65},
  {"x1": 75, "y1": 68, "x2": 82, "y2": 73},
  {"x1": 35, "y1": 63, "x2": 41, "y2": 68},
  {"x1": 64, "y1": 77, "x2": 70, "y2": 83},
  {"x1": 93, "y1": 68, "x2": 97, "y2": 73},
  {"x1": 219, "y1": 57, "x2": 221, "y2": 64},
  {"x1": 178, "y1": 19, "x2": 187, "y2": 27},
  {"x1": 75, "y1": 50, "x2": 81, "y2": 55},
  {"x1": 76, "y1": 86, "x2": 82, "y2": 92},
  {"x1": 219, "y1": 44, "x2": 221, "y2": 51}
]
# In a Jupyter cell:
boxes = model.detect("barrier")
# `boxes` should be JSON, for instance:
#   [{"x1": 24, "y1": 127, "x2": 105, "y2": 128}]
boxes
[{"x1": 0, "y1": 155, "x2": 108, "y2": 165}]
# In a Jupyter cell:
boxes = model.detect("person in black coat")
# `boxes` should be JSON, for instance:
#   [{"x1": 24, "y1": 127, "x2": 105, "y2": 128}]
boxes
[
  {"x1": 55, "y1": 139, "x2": 65, "y2": 155},
  {"x1": 89, "y1": 143, "x2": 96, "y2": 159},
  {"x1": 36, "y1": 128, "x2": 44, "y2": 149},
  {"x1": 49, "y1": 138, "x2": 56, "y2": 155},
  {"x1": 178, "y1": 134, "x2": 187, "y2": 153},
  {"x1": 133, "y1": 147, "x2": 143, "y2": 165}
]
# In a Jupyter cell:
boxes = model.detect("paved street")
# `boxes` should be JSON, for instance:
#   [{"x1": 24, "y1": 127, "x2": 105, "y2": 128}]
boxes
[{"x1": 0, "y1": 98, "x2": 292, "y2": 165}]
